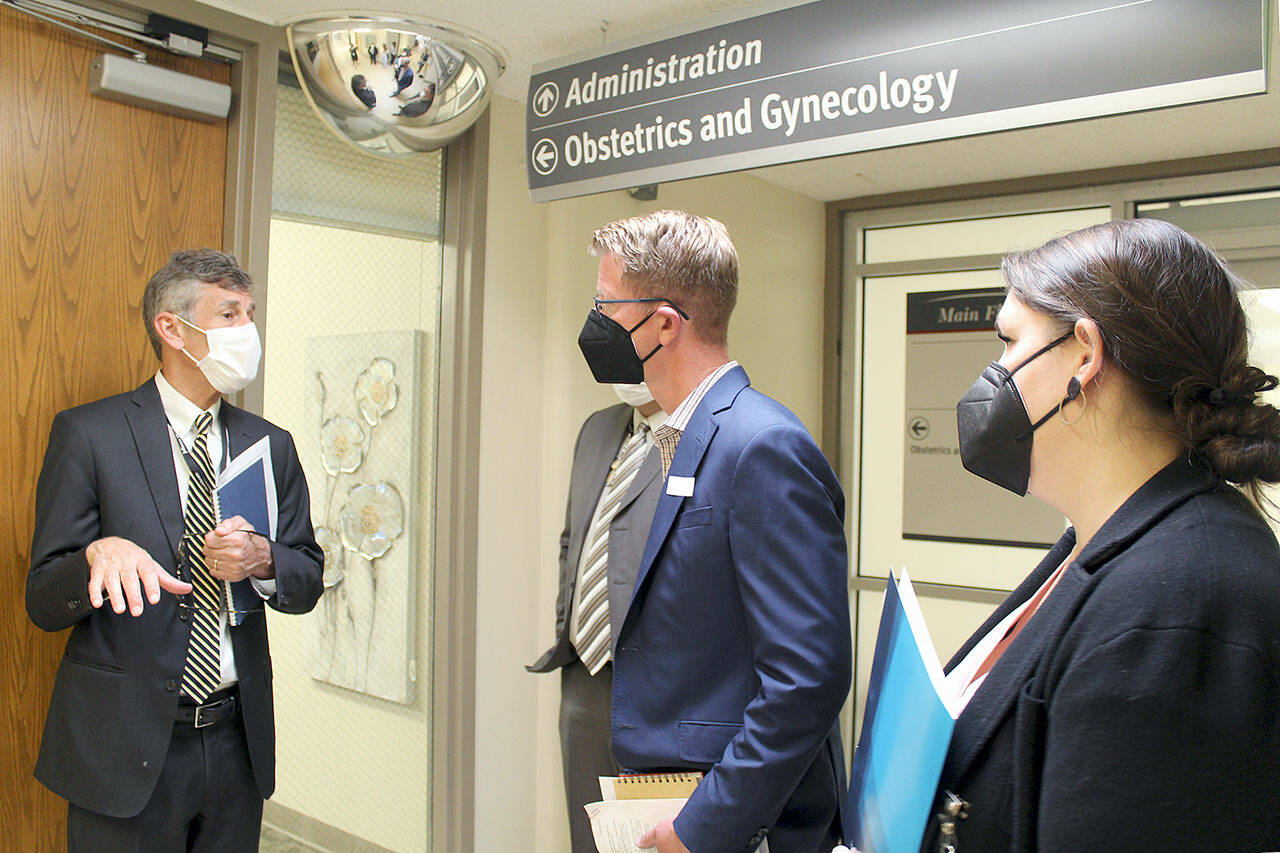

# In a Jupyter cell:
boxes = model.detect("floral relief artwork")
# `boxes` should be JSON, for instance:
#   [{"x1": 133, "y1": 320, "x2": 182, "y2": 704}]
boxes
[{"x1": 302, "y1": 331, "x2": 421, "y2": 704}]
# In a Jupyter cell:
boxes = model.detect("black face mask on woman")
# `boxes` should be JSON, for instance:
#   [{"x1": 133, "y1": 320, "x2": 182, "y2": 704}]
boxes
[{"x1": 956, "y1": 331, "x2": 1080, "y2": 496}]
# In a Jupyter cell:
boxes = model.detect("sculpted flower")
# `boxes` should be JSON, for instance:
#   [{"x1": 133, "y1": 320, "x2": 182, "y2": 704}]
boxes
[
  {"x1": 320, "y1": 416, "x2": 365, "y2": 475},
  {"x1": 354, "y1": 357, "x2": 398, "y2": 426},
  {"x1": 340, "y1": 482, "x2": 404, "y2": 559},
  {"x1": 315, "y1": 526, "x2": 344, "y2": 588}
]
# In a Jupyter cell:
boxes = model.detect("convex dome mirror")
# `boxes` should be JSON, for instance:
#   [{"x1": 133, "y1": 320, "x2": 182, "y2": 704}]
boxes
[{"x1": 286, "y1": 14, "x2": 506, "y2": 156}]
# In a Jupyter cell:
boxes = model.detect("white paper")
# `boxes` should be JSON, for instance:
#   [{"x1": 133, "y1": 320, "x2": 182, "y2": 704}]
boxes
[
  {"x1": 896, "y1": 569, "x2": 961, "y2": 718},
  {"x1": 666, "y1": 475, "x2": 695, "y2": 496},
  {"x1": 585, "y1": 799, "x2": 768, "y2": 853},
  {"x1": 586, "y1": 799, "x2": 684, "y2": 853}
]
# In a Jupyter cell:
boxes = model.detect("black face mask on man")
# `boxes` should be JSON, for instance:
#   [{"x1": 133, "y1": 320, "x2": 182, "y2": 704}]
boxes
[
  {"x1": 577, "y1": 297, "x2": 688, "y2": 384},
  {"x1": 956, "y1": 331, "x2": 1080, "y2": 496}
]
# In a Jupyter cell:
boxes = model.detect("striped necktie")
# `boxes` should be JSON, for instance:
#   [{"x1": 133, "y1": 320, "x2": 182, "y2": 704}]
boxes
[
  {"x1": 572, "y1": 421, "x2": 651, "y2": 675},
  {"x1": 181, "y1": 411, "x2": 222, "y2": 702}
]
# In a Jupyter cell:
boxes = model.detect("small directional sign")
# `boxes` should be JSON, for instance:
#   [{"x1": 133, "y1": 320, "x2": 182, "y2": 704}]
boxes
[
  {"x1": 533, "y1": 81, "x2": 559, "y2": 117},
  {"x1": 908, "y1": 417, "x2": 930, "y2": 441},
  {"x1": 531, "y1": 138, "x2": 558, "y2": 175}
]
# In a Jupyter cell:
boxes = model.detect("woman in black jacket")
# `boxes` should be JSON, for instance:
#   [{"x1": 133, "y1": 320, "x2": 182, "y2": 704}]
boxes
[{"x1": 932, "y1": 218, "x2": 1280, "y2": 851}]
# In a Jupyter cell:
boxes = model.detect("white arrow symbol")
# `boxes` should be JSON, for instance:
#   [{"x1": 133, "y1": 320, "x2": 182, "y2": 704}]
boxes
[
  {"x1": 533, "y1": 81, "x2": 559, "y2": 117},
  {"x1": 531, "y1": 139, "x2": 558, "y2": 175}
]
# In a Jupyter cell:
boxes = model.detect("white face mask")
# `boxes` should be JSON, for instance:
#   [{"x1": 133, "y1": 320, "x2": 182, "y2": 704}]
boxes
[
  {"x1": 176, "y1": 315, "x2": 262, "y2": 395},
  {"x1": 612, "y1": 381, "x2": 654, "y2": 408}
]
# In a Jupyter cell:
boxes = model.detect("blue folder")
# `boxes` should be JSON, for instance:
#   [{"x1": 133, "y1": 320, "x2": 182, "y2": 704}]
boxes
[
  {"x1": 216, "y1": 447, "x2": 275, "y2": 626},
  {"x1": 218, "y1": 456, "x2": 272, "y2": 536},
  {"x1": 844, "y1": 573, "x2": 957, "y2": 853}
]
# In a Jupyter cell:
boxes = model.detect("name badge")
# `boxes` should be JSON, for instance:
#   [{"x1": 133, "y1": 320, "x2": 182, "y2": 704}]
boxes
[{"x1": 666, "y1": 475, "x2": 695, "y2": 497}]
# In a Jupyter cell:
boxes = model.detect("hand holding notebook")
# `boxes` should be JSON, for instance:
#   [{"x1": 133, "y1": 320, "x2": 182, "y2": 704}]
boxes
[{"x1": 585, "y1": 773, "x2": 771, "y2": 853}]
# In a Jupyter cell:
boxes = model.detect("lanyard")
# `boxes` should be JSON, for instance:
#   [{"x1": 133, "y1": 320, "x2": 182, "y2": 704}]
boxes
[{"x1": 170, "y1": 415, "x2": 230, "y2": 478}]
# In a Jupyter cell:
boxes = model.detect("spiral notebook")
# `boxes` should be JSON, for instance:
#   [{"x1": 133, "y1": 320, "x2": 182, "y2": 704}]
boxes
[
  {"x1": 600, "y1": 772, "x2": 703, "y2": 801},
  {"x1": 587, "y1": 772, "x2": 769, "y2": 852}
]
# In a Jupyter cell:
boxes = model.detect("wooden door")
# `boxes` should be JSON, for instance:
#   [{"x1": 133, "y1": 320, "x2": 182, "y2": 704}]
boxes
[{"x1": 0, "y1": 6, "x2": 229, "y2": 847}]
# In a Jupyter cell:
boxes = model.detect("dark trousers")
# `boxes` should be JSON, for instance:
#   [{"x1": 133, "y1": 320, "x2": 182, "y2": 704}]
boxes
[
  {"x1": 67, "y1": 700, "x2": 263, "y2": 852},
  {"x1": 561, "y1": 658, "x2": 618, "y2": 853}
]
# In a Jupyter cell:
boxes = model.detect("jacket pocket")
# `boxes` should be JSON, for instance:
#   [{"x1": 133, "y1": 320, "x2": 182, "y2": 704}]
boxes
[
  {"x1": 63, "y1": 650, "x2": 125, "y2": 674},
  {"x1": 674, "y1": 505, "x2": 712, "y2": 530},
  {"x1": 678, "y1": 720, "x2": 742, "y2": 764}
]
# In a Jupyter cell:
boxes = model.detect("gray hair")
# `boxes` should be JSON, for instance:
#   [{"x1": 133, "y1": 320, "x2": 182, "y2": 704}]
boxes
[
  {"x1": 143, "y1": 249, "x2": 252, "y2": 358},
  {"x1": 590, "y1": 210, "x2": 738, "y2": 345}
]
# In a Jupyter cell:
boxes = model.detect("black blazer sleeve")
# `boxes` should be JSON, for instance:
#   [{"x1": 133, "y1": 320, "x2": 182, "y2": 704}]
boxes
[
  {"x1": 28, "y1": 410, "x2": 101, "y2": 632},
  {"x1": 261, "y1": 428, "x2": 323, "y2": 615},
  {"x1": 1035, "y1": 623, "x2": 1280, "y2": 849}
]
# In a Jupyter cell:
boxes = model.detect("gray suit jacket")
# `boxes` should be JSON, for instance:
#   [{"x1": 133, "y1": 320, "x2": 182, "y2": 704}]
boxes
[{"x1": 528, "y1": 403, "x2": 662, "y2": 673}]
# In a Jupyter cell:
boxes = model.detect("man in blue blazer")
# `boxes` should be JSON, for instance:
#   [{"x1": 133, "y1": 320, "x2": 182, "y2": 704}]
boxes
[{"x1": 577, "y1": 211, "x2": 851, "y2": 853}]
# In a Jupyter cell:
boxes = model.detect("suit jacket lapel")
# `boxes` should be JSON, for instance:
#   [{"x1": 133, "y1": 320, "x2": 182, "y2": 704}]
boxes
[
  {"x1": 943, "y1": 543, "x2": 1085, "y2": 784},
  {"x1": 124, "y1": 381, "x2": 184, "y2": 565},
  {"x1": 615, "y1": 447, "x2": 659, "y2": 517},
  {"x1": 220, "y1": 401, "x2": 258, "y2": 462},
  {"x1": 607, "y1": 451, "x2": 663, "y2": 644},
  {"x1": 630, "y1": 367, "x2": 749, "y2": 612},
  {"x1": 944, "y1": 535, "x2": 1076, "y2": 674},
  {"x1": 944, "y1": 457, "x2": 1219, "y2": 785},
  {"x1": 568, "y1": 406, "x2": 633, "y2": 574}
]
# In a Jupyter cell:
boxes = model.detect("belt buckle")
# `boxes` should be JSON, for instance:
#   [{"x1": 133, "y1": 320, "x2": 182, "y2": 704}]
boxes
[{"x1": 193, "y1": 698, "x2": 221, "y2": 728}]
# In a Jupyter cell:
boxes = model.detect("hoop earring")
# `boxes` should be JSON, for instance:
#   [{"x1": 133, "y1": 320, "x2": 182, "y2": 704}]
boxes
[{"x1": 1060, "y1": 386, "x2": 1087, "y2": 426}]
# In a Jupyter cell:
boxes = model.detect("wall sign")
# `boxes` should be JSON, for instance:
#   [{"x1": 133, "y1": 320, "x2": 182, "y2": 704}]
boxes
[
  {"x1": 526, "y1": 0, "x2": 1266, "y2": 201},
  {"x1": 902, "y1": 288, "x2": 1066, "y2": 549}
]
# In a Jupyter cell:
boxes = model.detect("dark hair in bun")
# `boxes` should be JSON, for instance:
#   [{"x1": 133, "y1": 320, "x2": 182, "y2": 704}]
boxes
[{"x1": 1002, "y1": 218, "x2": 1280, "y2": 495}]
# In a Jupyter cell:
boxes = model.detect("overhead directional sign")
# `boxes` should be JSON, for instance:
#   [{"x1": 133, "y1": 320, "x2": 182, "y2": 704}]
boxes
[{"x1": 525, "y1": 0, "x2": 1266, "y2": 201}]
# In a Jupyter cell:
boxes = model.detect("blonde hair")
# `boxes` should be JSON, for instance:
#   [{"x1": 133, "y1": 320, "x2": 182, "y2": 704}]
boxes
[{"x1": 590, "y1": 210, "x2": 738, "y2": 345}]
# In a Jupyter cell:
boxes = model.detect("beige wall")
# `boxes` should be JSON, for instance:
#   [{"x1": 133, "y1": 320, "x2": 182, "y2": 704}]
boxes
[
  {"x1": 473, "y1": 94, "x2": 828, "y2": 852},
  {"x1": 261, "y1": 222, "x2": 441, "y2": 851},
  {"x1": 472, "y1": 94, "x2": 552, "y2": 851}
]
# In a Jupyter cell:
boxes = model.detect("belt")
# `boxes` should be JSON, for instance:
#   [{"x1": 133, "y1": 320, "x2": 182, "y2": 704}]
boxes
[{"x1": 176, "y1": 687, "x2": 239, "y2": 728}]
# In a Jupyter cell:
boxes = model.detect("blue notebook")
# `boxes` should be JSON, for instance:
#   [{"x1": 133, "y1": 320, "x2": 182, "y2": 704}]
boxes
[
  {"x1": 844, "y1": 572, "x2": 959, "y2": 853},
  {"x1": 215, "y1": 437, "x2": 277, "y2": 626}
]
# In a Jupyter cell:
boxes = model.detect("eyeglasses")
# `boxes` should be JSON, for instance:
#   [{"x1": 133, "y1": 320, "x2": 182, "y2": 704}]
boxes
[
  {"x1": 173, "y1": 527, "x2": 272, "y2": 616},
  {"x1": 593, "y1": 296, "x2": 689, "y2": 319}
]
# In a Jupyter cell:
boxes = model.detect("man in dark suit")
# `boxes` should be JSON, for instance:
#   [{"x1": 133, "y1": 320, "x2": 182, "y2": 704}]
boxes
[
  {"x1": 26, "y1": 249, "x2": 324, "y2": 851},
  {"x1": 576, "y1": 210, "x2": 851, "y2": 853},
  {"x1": 529, "y1": 382, "x2": 666, "y2": 853}
]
